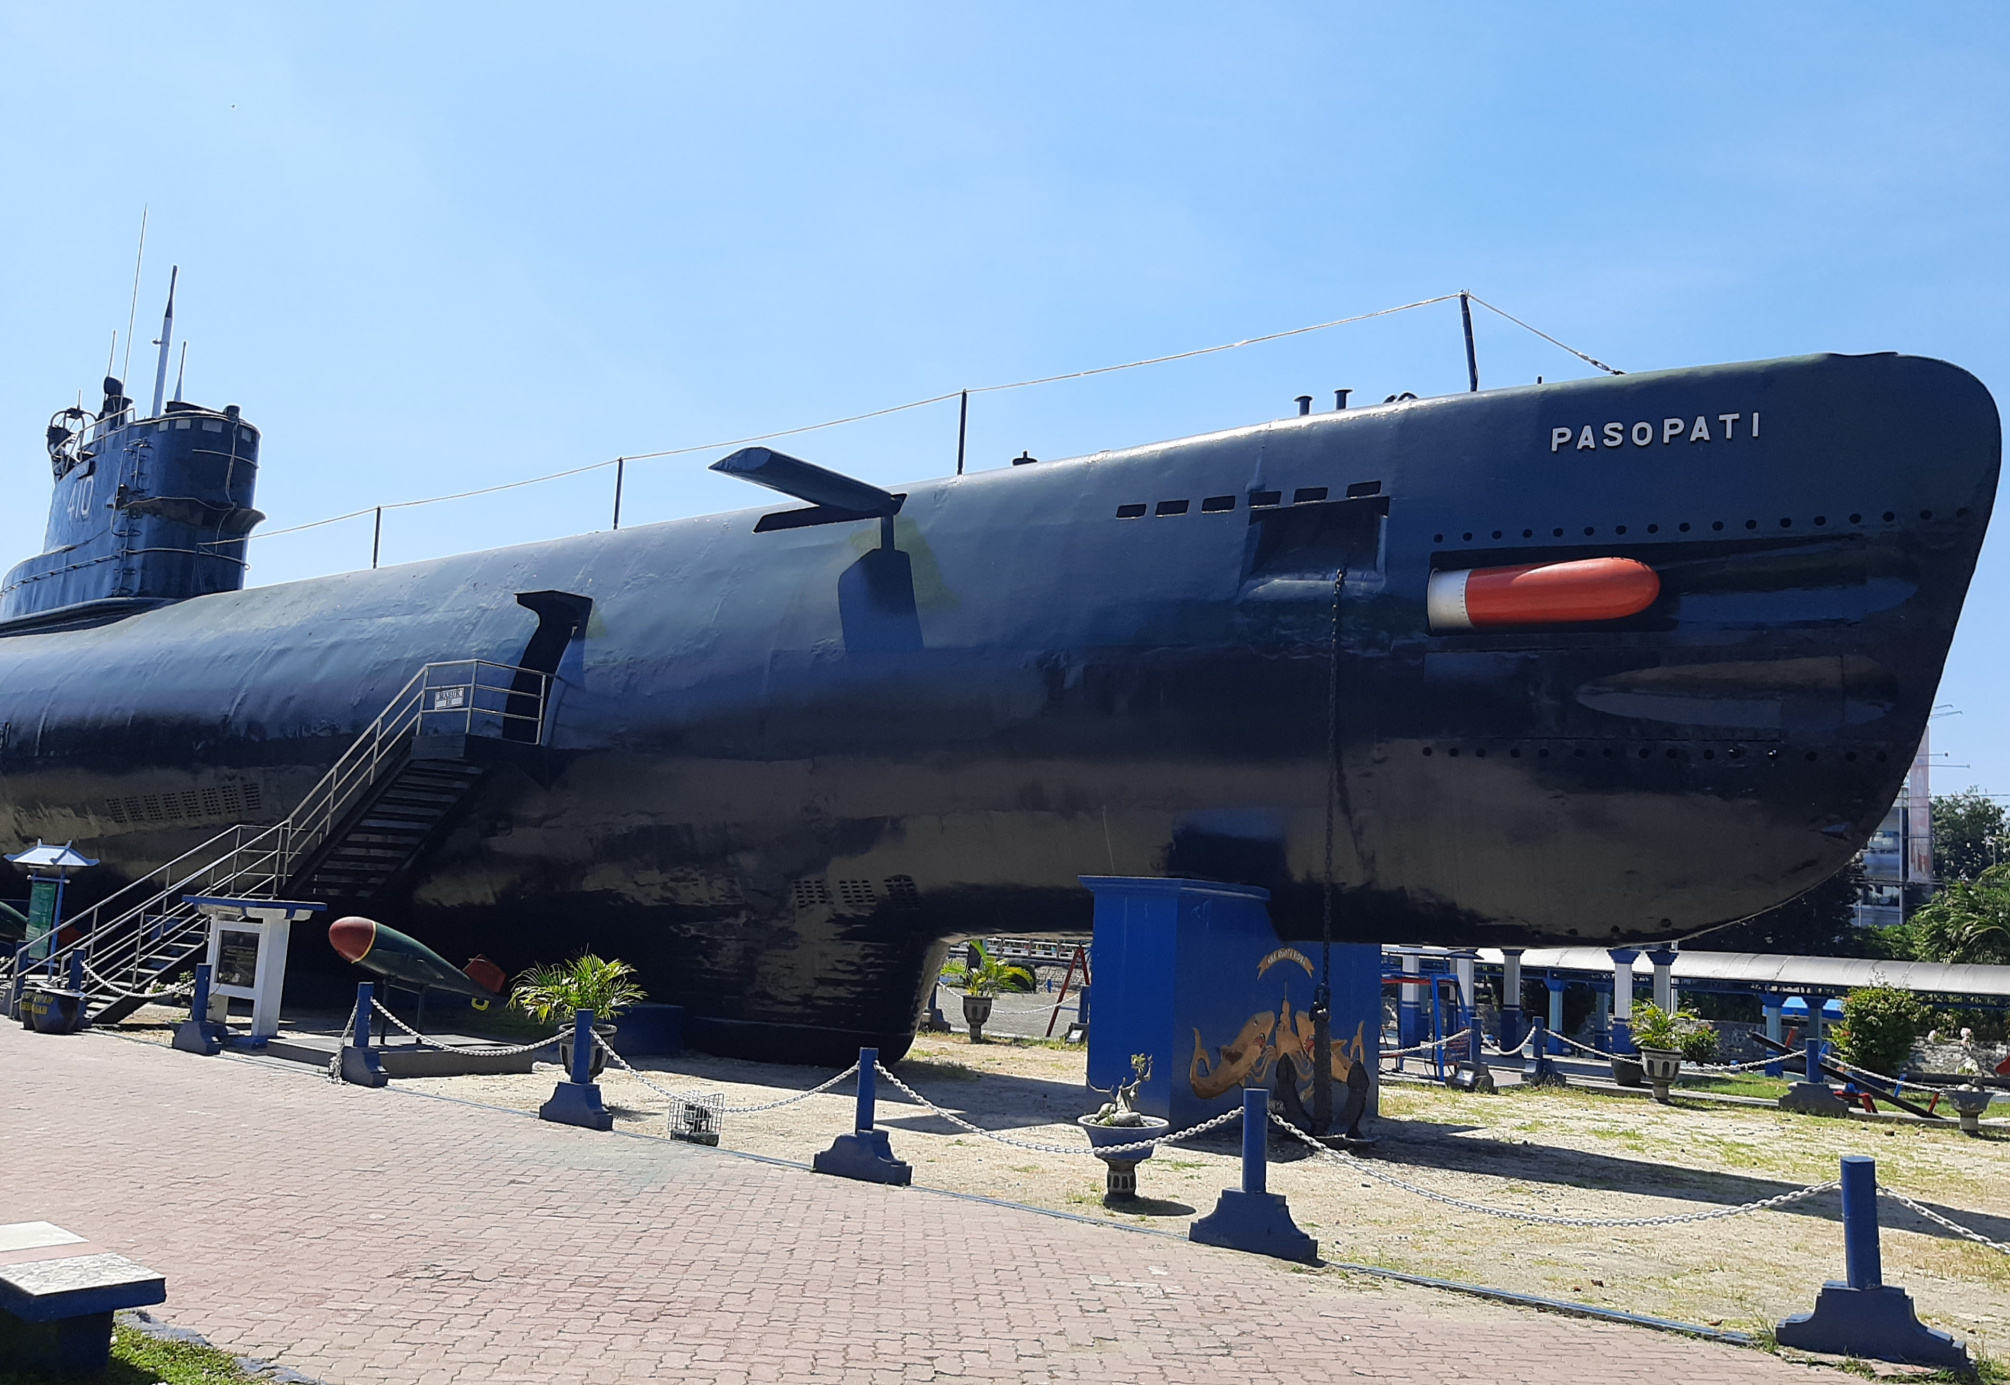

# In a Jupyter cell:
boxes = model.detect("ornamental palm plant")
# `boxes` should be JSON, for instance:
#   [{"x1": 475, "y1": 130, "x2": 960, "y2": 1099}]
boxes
[{"x1": 510, "y1": 954, "x2": 647, "y2": 1024}]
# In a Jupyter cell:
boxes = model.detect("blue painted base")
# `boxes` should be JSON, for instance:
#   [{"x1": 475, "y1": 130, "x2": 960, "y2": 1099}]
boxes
[
  {"x1": 1777, "y1": 1283, "x2": 1967, "y2": 1369},
  {"x1": 539, "y1": 1080, "x2": 615, "y2": 1130},
  {"x1": 1189, "y1": 1188, "x2": 1319, "y2": 1264},
  {"x1": 338, "y1": 1044, "x2": 389, "y2": 1087},
  {"x1": 1523, "y1": 1054, "x2": 1565, "y2": 1087},
  {"x1": 812, "y1": 1129, "x2": 912, "y2": 1186},
  {"x1": 0, "y1": 1307, "x2": 114, "y2": 1372},
  {"x1": 171, "y1": 1020, "x2": 225, "y2": 1056}
]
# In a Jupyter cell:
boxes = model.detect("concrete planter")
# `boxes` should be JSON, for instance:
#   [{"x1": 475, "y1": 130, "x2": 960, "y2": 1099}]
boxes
[
  {"x1": 557, "y1": 1021, "x2": 619, "y2": 1079},
  {"x1": 1946, "y1": 1085, "x2": 1993, "y2": 1135},
  {"x1": 1638, "y1": 1046, "x2": 1683, "y2": 1102},
  {"x1": 961, "y1": 994, "x2": 994, "y2": 1042},
  {"x1": 1079, "y1": 1114, "x2": 1168, "y2": 1204}
]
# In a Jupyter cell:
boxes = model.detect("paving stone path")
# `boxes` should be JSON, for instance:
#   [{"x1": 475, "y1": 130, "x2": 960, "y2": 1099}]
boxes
[{"x1": 0, "y1": 1024, "x2": 1832, "y2": 1383}]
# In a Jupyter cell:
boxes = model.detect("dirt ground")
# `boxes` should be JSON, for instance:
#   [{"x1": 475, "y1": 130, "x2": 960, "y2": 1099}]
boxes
[{"x1": 106, "y1": 1006, "x2": 2010, "y2": 1350}]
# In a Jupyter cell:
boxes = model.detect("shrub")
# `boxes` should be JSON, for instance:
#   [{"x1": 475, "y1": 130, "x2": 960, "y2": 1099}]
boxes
[
  {"x1": 1677, "y1": 1022, "x2": 1720, "y2": 1064},
  {"x1": 1836, "y1": 985, "x2": 1928, "y2": 1078},
  {"x1": 510, "y1": 954, "x2": 647, "y2": 1023}
]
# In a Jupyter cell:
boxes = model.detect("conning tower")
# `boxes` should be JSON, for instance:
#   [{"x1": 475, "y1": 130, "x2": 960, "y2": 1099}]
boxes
[{"x1": 1, "y1": 376, "x2": 264, "y2": 628}]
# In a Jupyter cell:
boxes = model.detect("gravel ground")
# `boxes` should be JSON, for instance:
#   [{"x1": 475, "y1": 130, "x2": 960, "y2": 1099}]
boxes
[{"x1": 107, "y1": 1005, "x2": 2010, "y2": 1348}]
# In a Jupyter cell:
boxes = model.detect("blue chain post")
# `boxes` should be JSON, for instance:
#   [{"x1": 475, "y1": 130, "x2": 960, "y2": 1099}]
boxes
[
  {"x1": 1522, "y1": 1018, "x2": 1563, "y2": 1086},
  {"x1": 333, "y1": 981, "x2": 387, "y2": 1084},
  {"x1": 814, "y1": 1046, "x2": 912, "y2": 1184},
  {"x1": 1776, "y1": 1156, "x2": 1967, "y2": 1367},
  {"x1": 539, "y1": 1008, "x2": 614, "y2": 1130},
  {"x1": 171, "y1": 963, "x2": 228, "y2": 1056},
  {"x1": 1189, "y1": 1087, "x2": 1317, "y2": 1263}
]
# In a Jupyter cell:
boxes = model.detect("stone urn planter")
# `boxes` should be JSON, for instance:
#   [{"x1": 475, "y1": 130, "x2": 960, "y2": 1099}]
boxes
[
  {"x1": 1946, "y1": 1085, "x2": 1994, "y2": 1136},
  {"x1": 1079, "y1": 1115, "x2": 1169, "y2": 1204},
  {"x1": 961, "y1": 994, "x2": 995, "y2": 1042},
  {"x1": 557, "y1": 1022, "x2": 619, "y2": 1080},
  {"x1": 1637, "y1": 1045, "x2": 1683, "y2": 1103}
]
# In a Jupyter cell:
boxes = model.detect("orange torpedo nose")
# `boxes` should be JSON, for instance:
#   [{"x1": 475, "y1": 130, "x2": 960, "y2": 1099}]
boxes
[
  {"x1": 327, "y1": 915, "x2": 379, "y2": 963},
  {"x1": 1427, "y1": 557, "x2": 1660, "y2": 632}
]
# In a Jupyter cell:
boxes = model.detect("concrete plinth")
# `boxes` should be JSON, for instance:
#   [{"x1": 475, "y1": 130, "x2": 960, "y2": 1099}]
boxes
[
  {"x1": 1189, "y1": 1189, "x2": 1318, "y2": 1263},
  {"x1": 538, "y1": 1080, "x2": 614, "y2": 1131},
  {"x1": 1777, "y1": 1283, "x2": 1966, "y2": 1368},
  {"x1": 812, "y1": 1129, "x2": 912, "y2": 1186}
]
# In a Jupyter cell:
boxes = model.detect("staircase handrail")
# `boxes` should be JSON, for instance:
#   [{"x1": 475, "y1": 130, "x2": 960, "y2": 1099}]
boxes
[{"x1": 0, "y1": 658, "x2": 550, "y2": 1001}]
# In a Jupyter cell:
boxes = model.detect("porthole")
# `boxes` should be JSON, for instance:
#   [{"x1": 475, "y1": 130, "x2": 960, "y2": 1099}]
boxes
[
  {"x1": 1422, "y1": 747, "x2": 1433, "y2": 756},
  {"x1": 1448, "y1": 748, "x2": 1460, "y2": 757},
  {"x1": 1845, "y1": 751, "x2": 1858, "y2": 762},
  {"x1": 1492, "y1": 530, "x2": 1503, "y2": 539},
  {"x1": 1647, "y1": 524, "x2": 1659, "y2": 533},
  {"x1": 1665, "y1": 748, "x2": 1679, "y2": 759},
  {"x1": 1510, "y1": 748, "x2": 1522, "y2": 758},
  {"x1": 1602, "y1": 748, "x2": 1615, "y2": 759},
  {"x1": 1434, "y1": 533, "x2": 1445, "y2": 543},
  {"x1": 1522, "y1": 528, "x2": 1533, "y2": 538},
  {"x1": 1805, "y1": 751, "x2": 1818, "y2": 762},
  {"x1": 1883, "y1": 511, "x2": 1896, "y2": 522},
  {"x1": 1583, "y1": 526, "x2": 1595, "y2": 536},
  {"x1": 1115, "y1": 503, "x2": 1147, "y2": 518},
  {"x1": 1814, "y1": 516, "x2": 1827, "y2": 526},
  {"x1": 1553, "y1": 528, "x2": 1564, "y2": 537},
  {"x1": 1474, "y1": 748, "x2": 1486, "y2": 758},
  {"x1": 1712, "y1": 521, "x2": 1725, "y2": 531},
  {"x1": 1615, "y1": 525, "x2": 1627, "y2": 535},
  {"x1": 1778, "y1": 518, "x2": 1792, "y2": 528},
  {"x1": 1703, "y1": 749, "x2": 1716, "y2": 760},
  {"x1": 1729, "y1": 748, "x2": 1744, "y2": 759},
  {"x1": 1463, "y1": 532, "x2": 1474, "y2": 541},
  {"x1": 1678, "y1": 522, "x2": 1691, "y2": 532},
  {"x1": 1921, "y1": 509, "x2": 1934, "y2": 521},
  {"x1": 1745, "y1": 519, "x2": 1759, "y2": 530},
  {"x1": 1637, "y1": 748, "x2": 1650, "y2": 759},
  {"x1": 1849, "y1": 513, "x2": 1862, "y2": 523}
]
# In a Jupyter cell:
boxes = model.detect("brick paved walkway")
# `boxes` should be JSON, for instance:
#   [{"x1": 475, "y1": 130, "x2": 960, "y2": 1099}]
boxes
[{"x1": 0, "y1": 1025, "x2": 1829, "y2": 1383}]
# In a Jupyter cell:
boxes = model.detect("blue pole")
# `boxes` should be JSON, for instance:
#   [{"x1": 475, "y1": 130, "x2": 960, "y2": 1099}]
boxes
[
  {"x1": 570, "y1": 1009, "x2": 596, "y2": 1085},
  {"x1": 1841, "y1": 1156, "x2": 1882, "y2": 1290},
  {"x1": 354, "y1": 982, "x2": 373, "y2": 1052},
  {"x1": 1763, "y1": 993, "x2": 1784, "y2": 1078},
  {"x1": 1806, "y1": 1036, "x2": 1824, "y2": 1085},
  {"x1": 190, "y1": 965, "x2": 214, "y2": 1024},
  {"x1": 856, "y1": 1046, "x2": 878, "y2": 1131},
  {"x1": 1241, "y1": 1086, "x2": 1267, "y2": 1194}
]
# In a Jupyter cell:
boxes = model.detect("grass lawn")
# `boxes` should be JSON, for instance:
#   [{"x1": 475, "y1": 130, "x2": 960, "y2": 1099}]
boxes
[{"x1": 0, "y1": 1322, "x2": 305, "y2": 1385}]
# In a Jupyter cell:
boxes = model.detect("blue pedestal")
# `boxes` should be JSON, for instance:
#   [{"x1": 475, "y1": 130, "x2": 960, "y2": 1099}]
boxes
[
  {"x1": 172, "y1": 1019, "x2": 225, "y2": 1056},
  {"x1": 1777, "y1": 1284, "x2": 1966, "y2": 1368},
  {"x1": 1190, "y1": 1189, "x2": 1319, "y2": 1263},
  {"x1": 339, "y1": 1044, "x2": 388, "y2": 1087},
  {"x1": 539, "y1": 1079, "x2": 614, "y2": 1131},
  {"x1": 813, "y1": 1129, "x2": 913, "y2": 1185},
  {"x1": 1080, "y1": 876, "x2": 1380, "y2": 1130}
]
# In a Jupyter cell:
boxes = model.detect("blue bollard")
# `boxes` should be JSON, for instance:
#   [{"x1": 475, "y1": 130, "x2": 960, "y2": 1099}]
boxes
[
  {"x1": 172, "y1": 964, "x2": 228, "y2": 1056},
  {"x1": 814, "y1": 1046, "x2": 912, "y2": 1185},
  {"x1": 334, "y1": 981, "x2": 387, "y2": 1084},
  {"x1": 539, "y1": 1008, "x2": 614, "y2": 1130},
  {"x1": 1777, "y1": 1157, "x2": 1966, "y2": 1367},
  {"x1": 1188, "y1": 1087, "x2": 1318, "y2": 1263}
]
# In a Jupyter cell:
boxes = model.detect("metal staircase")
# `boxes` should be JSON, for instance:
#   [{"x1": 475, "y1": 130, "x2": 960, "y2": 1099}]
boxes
[{"x1": 1, "y1": 659, "x2": 549, "y2": 1025}]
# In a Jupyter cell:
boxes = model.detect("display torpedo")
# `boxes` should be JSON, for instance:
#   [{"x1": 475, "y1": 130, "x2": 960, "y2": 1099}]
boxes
[
  {"x1": 327, "y1": 916, "x2": 505, "y2": 1007},
  {"x1": 0, "y1": 350, "x2": 1995, "y2": 1062}
]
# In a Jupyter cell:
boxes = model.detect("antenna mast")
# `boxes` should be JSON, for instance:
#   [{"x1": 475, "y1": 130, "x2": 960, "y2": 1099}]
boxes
[
  {"x1": 121, "y1": 206, "x2": 147, "y2": 387},
  {"x1": 150, "y1": 266, "x2": 178, "y2": 418},
  {"x1": 172, "y1": 342, "x2": 188, "y2": 403}
]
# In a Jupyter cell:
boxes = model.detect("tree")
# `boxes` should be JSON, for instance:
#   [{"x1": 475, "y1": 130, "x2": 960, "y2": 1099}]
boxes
[
  {"x1": 1836, "y1": 985, "x2": 1928, "y2": 1078},
  {"x1": 1932, "y1": 789, "x2": 2008, "y2": 883},
  {"x1": 1907, "y1": 865, "x2": 2010, "y2": 965}
]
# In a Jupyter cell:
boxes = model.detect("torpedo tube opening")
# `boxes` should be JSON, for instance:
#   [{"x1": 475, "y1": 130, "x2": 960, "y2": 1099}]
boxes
[{"x1": 1427, "y1": 556, "x2": 1661, "y2": 632}]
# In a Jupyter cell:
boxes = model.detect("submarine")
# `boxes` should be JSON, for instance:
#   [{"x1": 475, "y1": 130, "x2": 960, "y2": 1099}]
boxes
[{"x1": 0, "y1": 336, "x2": 1995, "y2": 1063}]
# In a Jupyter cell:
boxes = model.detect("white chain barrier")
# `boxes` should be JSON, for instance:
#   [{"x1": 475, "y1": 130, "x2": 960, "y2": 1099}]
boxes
[
  {"x1": 1269, "y1": 1112, "x2": 1839, "y2": 1227},
  {"x1": 1482, "y1": 1031, "x2": 1538, "y2": 1058},
  {"x1": 369, "y1": 999, "x2": 563, "y2": 1058},
  {"x1": 1879, "y1": 1187, "x2": 2010, "y2": 1257},
  {"x1": 874, "y1": 1061, "x2": 1244, "y2": 1157},
  {"x1": 1379, "y1": 1028, "x2": 1474, "y2": 1060},
  {"x1": 591, "y1": 1029, "x2": 860, "y2": 1114}
]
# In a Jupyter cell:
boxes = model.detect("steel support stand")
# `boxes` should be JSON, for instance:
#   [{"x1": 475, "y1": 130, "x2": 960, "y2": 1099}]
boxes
[
  {"x1": 814, "y1": 1047, "x2": 912, "y2": 1184},
  {"x1": 1189, "y1": 1088, "x2": 1317, "y2": 1263}
]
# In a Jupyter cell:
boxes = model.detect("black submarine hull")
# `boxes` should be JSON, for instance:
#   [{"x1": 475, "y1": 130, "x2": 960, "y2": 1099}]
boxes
[{"x1": 0, "y1": 352, "x2": 1994, "y2": 1062}]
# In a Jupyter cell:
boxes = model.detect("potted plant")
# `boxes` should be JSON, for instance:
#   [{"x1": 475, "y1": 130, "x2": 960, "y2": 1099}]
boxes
[
  {"x1": 940, "y1": 941, "x2": 1033, "y2": 1043},
  {"x1": 1080, "y1": 1054, "x2": 1170, "y2": 1204},
  {"x1": 1630, "y1": 1002, "x2": 1685, "y2": 1102},
  {"x1": 510, "y1": 953, "x2": 647, "y2": 1078}
]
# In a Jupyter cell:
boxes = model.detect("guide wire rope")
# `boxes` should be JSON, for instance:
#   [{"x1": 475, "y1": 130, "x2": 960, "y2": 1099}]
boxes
[
  {"x1": 874, "y1": 1061, "x2": 1244, "y2": 1157},
  {"x1": 1270, "y1": 1113, "x2": 1838, "y2": 1228},
  {"x1": 242, "y1": 291, "x2": 1618, "y2": 547},
  {"x1": 1379, "y1": 1028, "x2": 1474, "y2": 1060}
]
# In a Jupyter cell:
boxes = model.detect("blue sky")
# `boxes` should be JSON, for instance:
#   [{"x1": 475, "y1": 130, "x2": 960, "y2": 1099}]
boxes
[{"x1": 2, "y1": 3, "x2": 2006, "y2": 790}]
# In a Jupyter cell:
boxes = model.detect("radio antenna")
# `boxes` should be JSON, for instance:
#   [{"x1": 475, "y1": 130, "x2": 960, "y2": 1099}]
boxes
[
  {"x1": 150, "y1": 265, "x2": 178, "y2": 417},
  {"x1": 172, "y1": 342, "x2": 188, "y2": 403},
  {"x1": 104, "y1": 330, "x2": 117, "y2": 380},
  {"x1": 121, "y1": 206, "x2": 148, "y2": 387}
]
